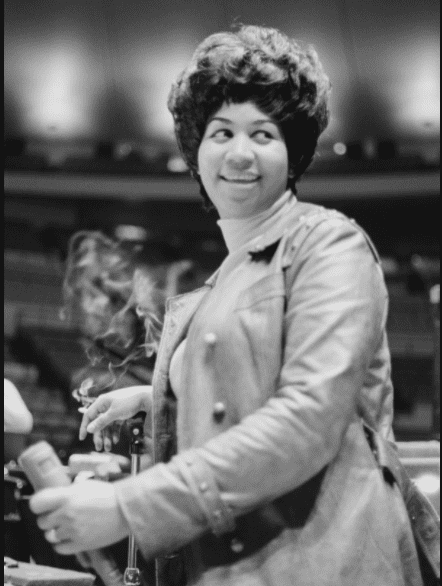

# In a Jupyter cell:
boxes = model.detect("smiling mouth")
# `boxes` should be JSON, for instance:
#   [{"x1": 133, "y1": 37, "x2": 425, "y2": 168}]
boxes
[{"x1": 221, "y1": 176, "x2": 260, "y2": 183}]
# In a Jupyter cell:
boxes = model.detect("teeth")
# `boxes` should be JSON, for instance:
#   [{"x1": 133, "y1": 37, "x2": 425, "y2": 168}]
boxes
[{"x1": 223, "y1": 177, "x2": 259, "y2": 182}]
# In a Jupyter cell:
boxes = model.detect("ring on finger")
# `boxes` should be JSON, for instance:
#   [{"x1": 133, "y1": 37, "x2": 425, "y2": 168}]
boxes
[{"x1": 46, "y1": 528, "x2": 61, "y2": 544}]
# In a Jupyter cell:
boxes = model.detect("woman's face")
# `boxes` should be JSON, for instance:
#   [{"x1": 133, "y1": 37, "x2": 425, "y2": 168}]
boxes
[{"x1": 197, "y1": 101, "x2": 289, "y2": 219}]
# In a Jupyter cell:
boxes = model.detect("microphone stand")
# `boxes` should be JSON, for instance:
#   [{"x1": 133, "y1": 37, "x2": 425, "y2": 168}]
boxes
[
  {"x1": 429, "y1": 284, "x2": 440, "y2": 441},
  {"x1": 123, "y1": 419, "x2": 144, "y2": 586},
  {"x1": 73, "y1": 345, "x2": 152, "y2": 585}
]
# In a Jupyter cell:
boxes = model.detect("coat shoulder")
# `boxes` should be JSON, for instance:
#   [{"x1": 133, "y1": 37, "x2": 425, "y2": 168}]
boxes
[{"x1": 283, "y1": 203, "x2": 381, "y2": 268}]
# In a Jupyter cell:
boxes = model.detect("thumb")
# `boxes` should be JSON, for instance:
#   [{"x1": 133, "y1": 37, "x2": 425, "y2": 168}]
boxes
[
  {"x1": 29, "y1": 486, "x2": 69, "y2": 515},
  {"x1": 76, "y1": 552, "x2": 92, "y2": 569}
]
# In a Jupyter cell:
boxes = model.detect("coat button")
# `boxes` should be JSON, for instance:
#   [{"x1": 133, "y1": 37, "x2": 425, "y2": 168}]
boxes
[
  {"x1": 213, "y1": 402, "x2": 226, "y2": 422},
  {"x1": 230, "y1": 538, "x2": 245, "y2": 554},
  {"x1": 204, "y1": 333, "x2": 217, "y2": 346},
  {"x1": 199, "y1": 481, "x2": 209, "y2": 492}
]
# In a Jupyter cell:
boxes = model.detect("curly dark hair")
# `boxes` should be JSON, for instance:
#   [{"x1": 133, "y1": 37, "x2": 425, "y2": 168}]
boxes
[{"x1": 168, "y1": 24, "x2": 332, "y2": 209}]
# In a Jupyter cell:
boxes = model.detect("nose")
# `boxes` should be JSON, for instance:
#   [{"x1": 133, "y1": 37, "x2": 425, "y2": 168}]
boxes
[{"x1": 224, "y1": 134, "x2": 255, "y2": 169}]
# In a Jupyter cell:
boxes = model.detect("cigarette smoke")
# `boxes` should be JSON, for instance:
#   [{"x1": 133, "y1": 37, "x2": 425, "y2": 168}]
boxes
[{"x1": 62, "y1": 231, "x2": 163, "y2": 401}]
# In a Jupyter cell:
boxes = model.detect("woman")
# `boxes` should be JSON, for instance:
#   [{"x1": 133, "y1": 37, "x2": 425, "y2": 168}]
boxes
[{"x1": 30, "y1": 25, "x2": 427, "y2": 586}]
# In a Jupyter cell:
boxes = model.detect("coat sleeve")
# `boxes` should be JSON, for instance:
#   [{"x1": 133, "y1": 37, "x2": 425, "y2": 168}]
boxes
[{"x1": 113, "y1": 215, "x2": 389, "y2": 560}]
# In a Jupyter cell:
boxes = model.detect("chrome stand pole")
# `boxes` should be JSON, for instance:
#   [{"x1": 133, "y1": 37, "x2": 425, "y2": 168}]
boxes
[
  {"x1": 430, "y1": 284, "x2": 440, "y2": 441},
  {"x1": 123, "y1": 420, "x2": 144, "y2": 586}
]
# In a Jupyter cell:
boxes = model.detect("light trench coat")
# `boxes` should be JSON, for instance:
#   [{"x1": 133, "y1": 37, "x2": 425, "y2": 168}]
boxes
[{"x1": 114, "y1": 201, "x2": 423, "y2": 586}]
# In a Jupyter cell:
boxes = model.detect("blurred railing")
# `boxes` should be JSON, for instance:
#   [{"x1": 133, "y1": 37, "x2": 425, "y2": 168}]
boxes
[{"x1": 4, "y1": 301, "x2": 81, "y2": 336}]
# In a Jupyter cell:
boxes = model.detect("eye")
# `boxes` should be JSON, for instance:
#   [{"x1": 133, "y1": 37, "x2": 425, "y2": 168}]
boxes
[
  {"x1": 211, "y1": 129, "x2": 232, "y2": 141},
  {"x1": 253, "y1": 130, "x2": 273, "y2": 142}
]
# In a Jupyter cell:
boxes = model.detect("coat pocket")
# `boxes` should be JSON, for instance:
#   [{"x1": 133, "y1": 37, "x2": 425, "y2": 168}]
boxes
[{"x1": 235, "y1": 273, "x2": 285, "y2": 311}]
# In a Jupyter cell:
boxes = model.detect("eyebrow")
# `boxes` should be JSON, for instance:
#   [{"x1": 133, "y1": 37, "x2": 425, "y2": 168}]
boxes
[{"x1": 209, "y1": 116, "x2": 277, "y2": 126}]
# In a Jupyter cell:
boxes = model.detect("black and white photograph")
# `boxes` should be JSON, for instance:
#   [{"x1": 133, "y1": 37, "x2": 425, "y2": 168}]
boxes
[{"x1": 4, "y1": 1, "x2": 440, "y2": 585}]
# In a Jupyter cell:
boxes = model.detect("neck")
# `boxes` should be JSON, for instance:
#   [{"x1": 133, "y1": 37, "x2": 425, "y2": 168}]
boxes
[{"x1": 217, "y1": 189, "x2": 295, "y2": 254}]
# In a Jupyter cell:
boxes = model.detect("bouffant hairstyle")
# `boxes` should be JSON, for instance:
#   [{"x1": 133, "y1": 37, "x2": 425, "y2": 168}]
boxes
[{"x1": 168, "y1": 25, "x2": 332, "y2": 209}]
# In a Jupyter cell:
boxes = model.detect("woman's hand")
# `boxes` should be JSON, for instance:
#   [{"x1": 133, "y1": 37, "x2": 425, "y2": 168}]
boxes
[
  {"x1": 79, "y1": 385, "x2": 153, "y2": 451},
  {"x1": 29, "y1": 480, "x2": 130, "y2": 555}
]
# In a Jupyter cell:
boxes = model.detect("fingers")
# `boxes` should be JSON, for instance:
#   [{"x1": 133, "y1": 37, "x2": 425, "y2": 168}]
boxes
[
  {"x1": 79, "y1": 398, "x2": 107, "y2": 440},
  {"x1": 53, "y1": 541, "x2": 79, "y2": 556},
  {"x1": 29, "y1": 487, "x2": 68, "y2": 515},
  {"x1": 45, "y1": 528, "x2": 66, "y2": 544},
  {"x1": 35, "y1": 511, "x2": 71, "y2": 548},
  {"x1": 45, "y1": 530, "x2": 79, "y2": 555},
  {"x1": 79, "y1": 395, "x2": 115, "y2": 440},
  {"x1": 93, "y1": 430, "x2": 104, "y2": 452},
  {"x1": 93, "y1": 422, "x2": 121, "y2": 452},
  {"x1": 85, "y1": 411, "x2": 114, "y2": 436},
  {"x1": 76, "y1": 552, "x2": 92, "y2": 569},
  {"x1": 36, "y1": 510, "x2": 59, "y2": 531},
  {"x1": 112, "y1": 422, "x2": 122, "y2": 445},
  {"x1": 103, "y1": 427, "x2": 113, "y2": 453}
]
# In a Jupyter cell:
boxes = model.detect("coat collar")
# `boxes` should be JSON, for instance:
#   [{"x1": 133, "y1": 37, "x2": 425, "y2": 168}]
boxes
[{"x1": 205, "y1": 196, "x2": 301, "y2": 287}]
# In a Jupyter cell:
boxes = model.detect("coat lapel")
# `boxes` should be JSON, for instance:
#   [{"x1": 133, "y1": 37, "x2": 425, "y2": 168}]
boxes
[{"x1": 151, "y1": 285, "x2": 212, "y2": 464}]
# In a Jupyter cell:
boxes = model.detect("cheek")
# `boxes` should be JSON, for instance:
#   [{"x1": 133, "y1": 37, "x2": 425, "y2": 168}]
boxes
[
  {"x1": 264, "y1": 147, "x2": 289, "y2": 178},
  {"x1": 197, "y1": 145, "x2": 210, "y2": 178},
  {"x1": 198, "y1": 145, "x2": 223, "y2": 185}
]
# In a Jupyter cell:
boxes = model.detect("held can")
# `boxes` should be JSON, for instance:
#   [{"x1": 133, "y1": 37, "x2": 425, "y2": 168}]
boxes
[
  {"x1": 18, "y1": 441, "x2": 126, "y2": 586},
  {"x1": 18, "y1": 441, "x2": 71, "y2": 491}
]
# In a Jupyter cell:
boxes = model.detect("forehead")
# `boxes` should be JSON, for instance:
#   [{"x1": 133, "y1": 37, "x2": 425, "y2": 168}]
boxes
[{"x1": 209, "y1": 101, "x2": 275, "y2": 124}]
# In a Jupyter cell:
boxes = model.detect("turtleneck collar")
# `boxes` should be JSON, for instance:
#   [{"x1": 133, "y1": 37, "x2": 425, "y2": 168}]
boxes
[{"x1": 217, "y1": 189, "x2": 297, "y2": 254}]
